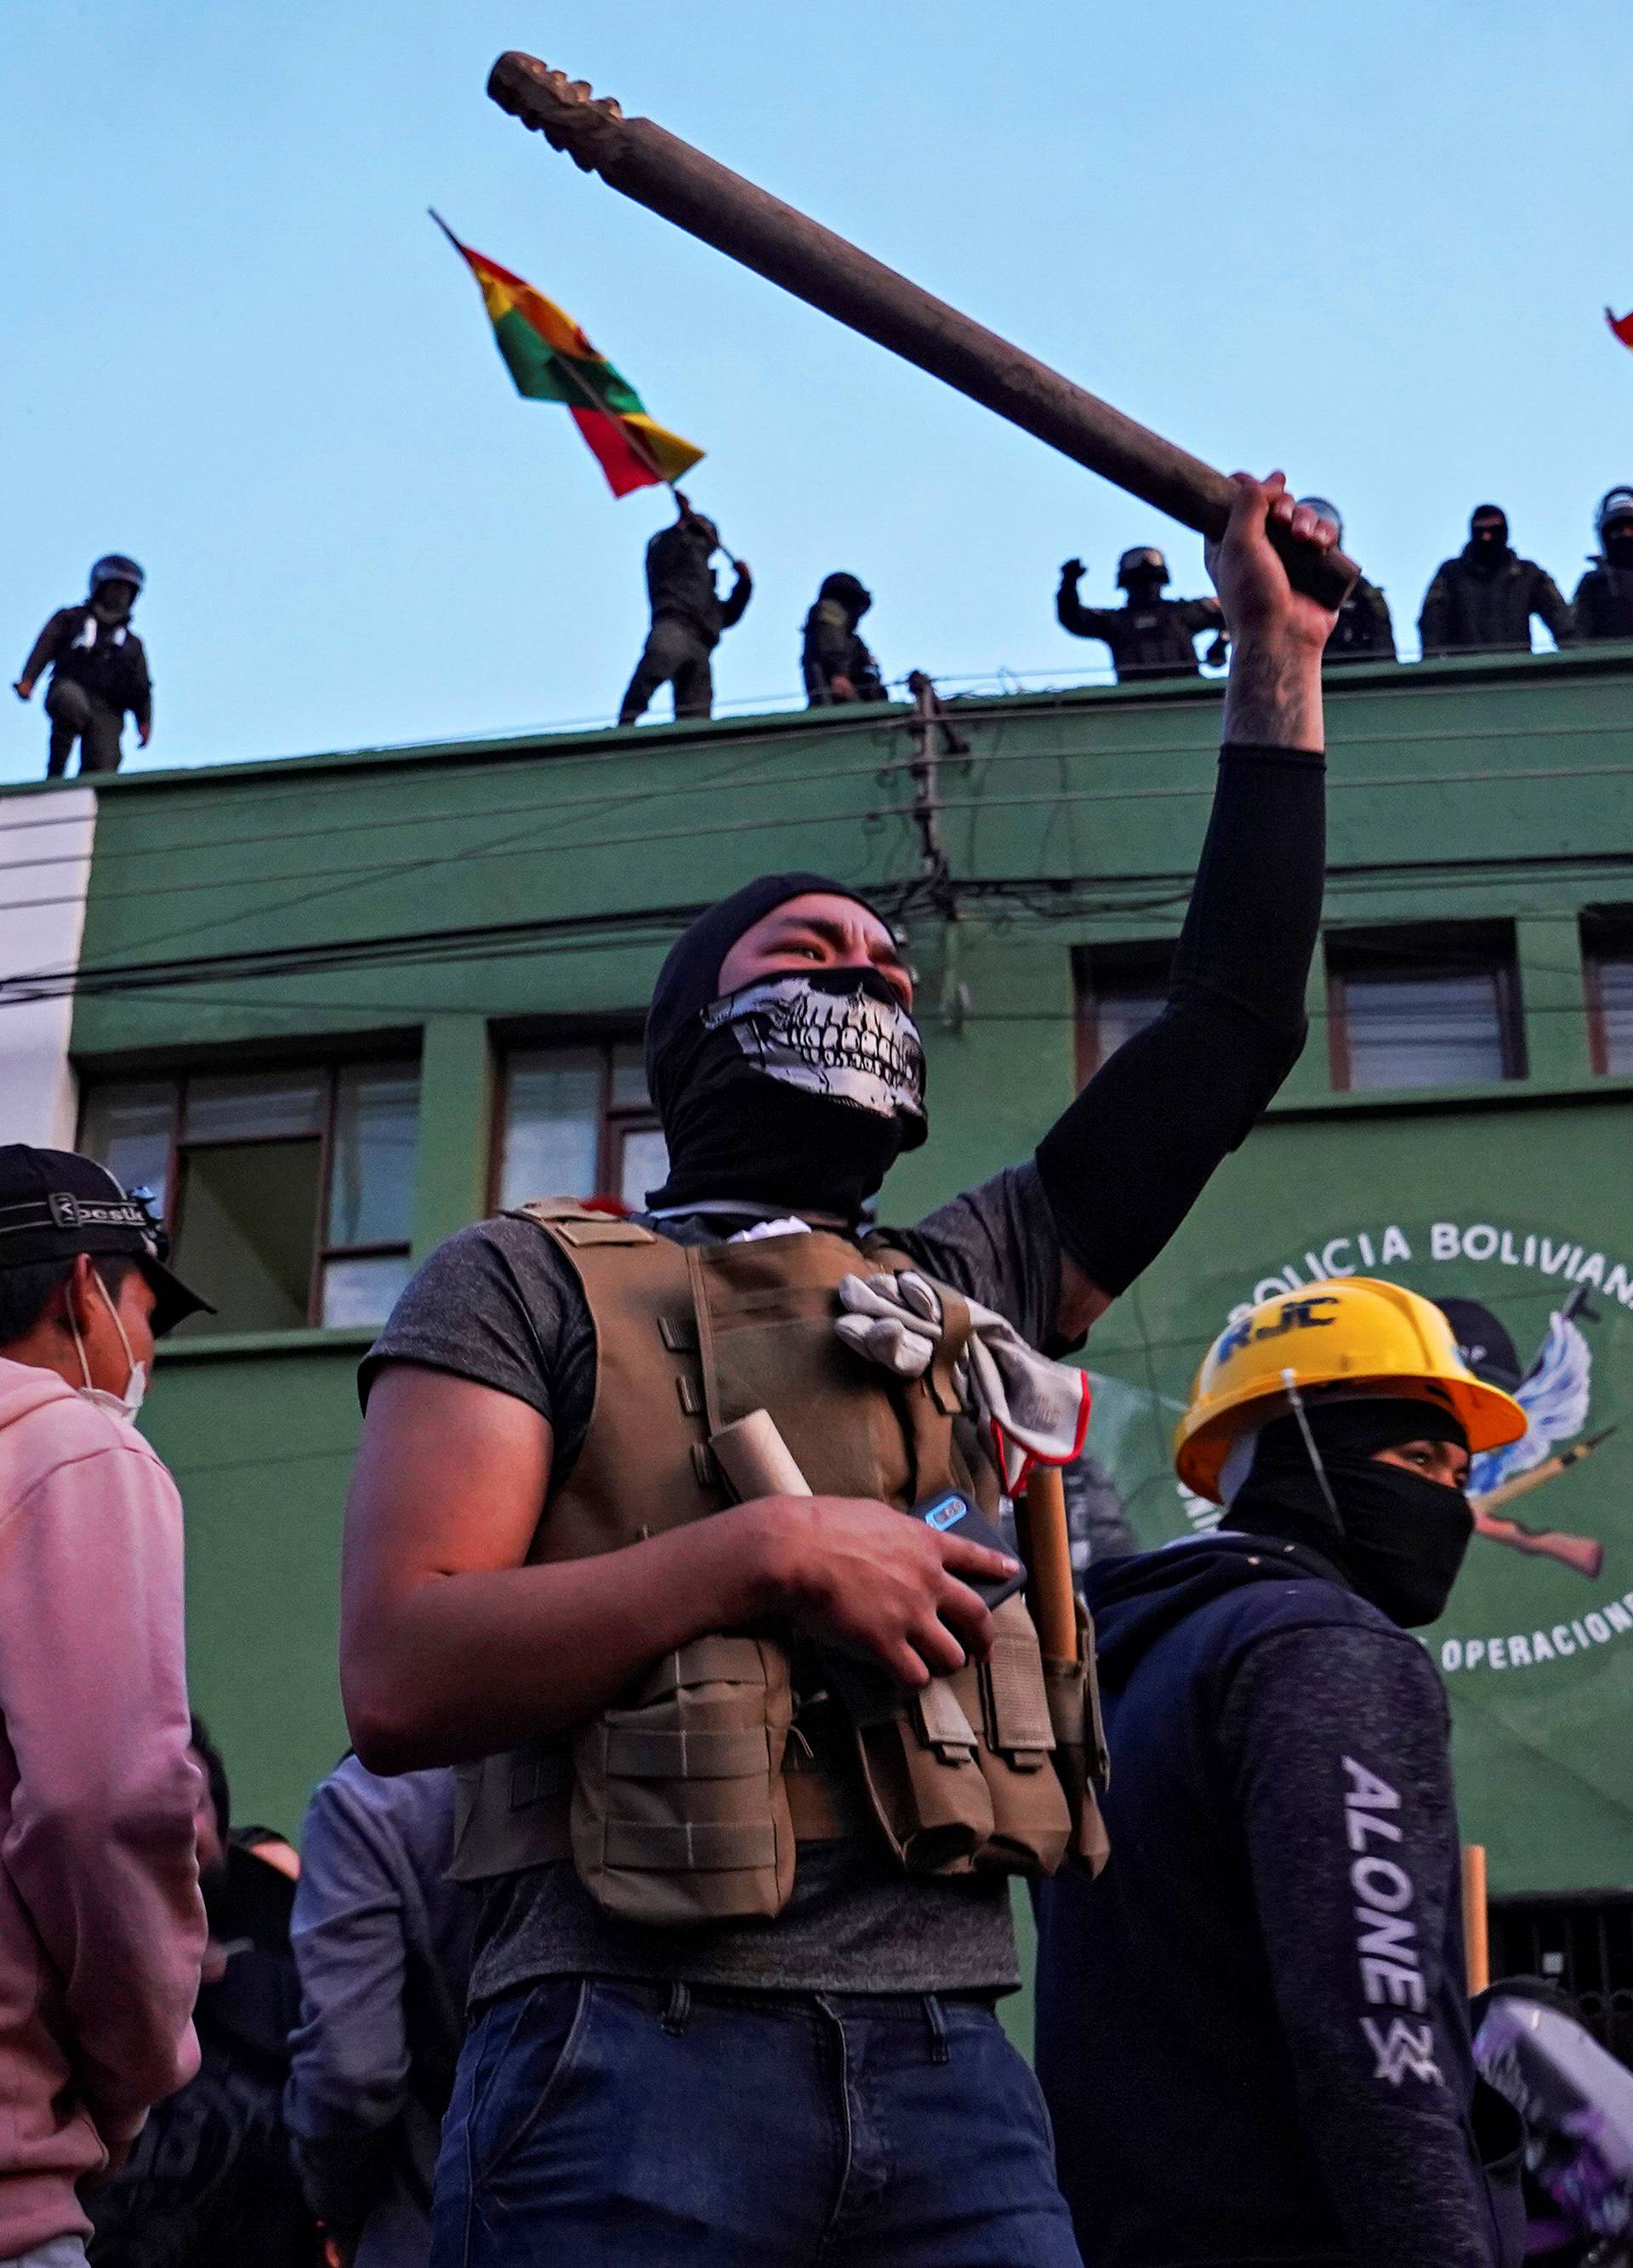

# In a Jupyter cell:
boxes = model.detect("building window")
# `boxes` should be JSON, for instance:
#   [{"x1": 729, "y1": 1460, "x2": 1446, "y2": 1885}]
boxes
[
  {"x1": 1073, "y1": 945, "x2": 1173, "y2": 1083},
  {"x1": 1585, "y1": 914, "x2": 1633, "y2": 1074},
  {"x1": 79, "y1": 1059, "x2": 420, "y2": 1333},
  {"x1": 1326, "y1": 925, "x2": 1525, "y2": 1091},
  {"x1": 497, "y1": 1039, "x2": 668, "y2": 1213}
]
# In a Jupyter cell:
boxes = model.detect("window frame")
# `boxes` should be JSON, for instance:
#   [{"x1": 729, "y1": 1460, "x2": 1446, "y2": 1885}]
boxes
[
  {"x1": 1582, "y1": 911, "x2": 1633, "y2": 1076},
  {"x1": 491, "y1": 1028, "x2": 663, "y2": 1213},
  {"x1": 1071, "y1": 942, "x2": 1175, "y2": 1086},
  {"x1": 1323, "y1": 922, "x2": 1527, "y2": 1093},
  {"x1": 78, "y1": 1056, "x2": 420, "y2": 1330}
]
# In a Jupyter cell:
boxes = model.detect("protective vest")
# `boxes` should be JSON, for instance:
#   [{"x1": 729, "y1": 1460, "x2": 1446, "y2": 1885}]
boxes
[
  {"x1": 1575, "y1": 564, "x2": 1633, "y2": 641},
  {"x1": 48, "y1": 608, "x2": 149, "y2": 711},
  {"x1": 451, "y1": 1202, "x2": 1108, "y2": 1928}
]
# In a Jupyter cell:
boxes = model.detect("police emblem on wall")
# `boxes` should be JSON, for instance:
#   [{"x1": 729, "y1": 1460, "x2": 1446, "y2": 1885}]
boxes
[
  {"x1": 1089, "y1": 1214, "x2": 1633, "y2": 1685},
  {"x1": 1081, "y1": 1210, "x2": 1633, "y2": 1889}
]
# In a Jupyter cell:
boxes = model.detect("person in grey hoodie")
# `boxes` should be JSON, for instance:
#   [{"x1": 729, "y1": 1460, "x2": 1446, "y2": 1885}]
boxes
[
  {"x1": 0, "y1": 1147, "x2": 212, "y2": 2267},
  {"x1": 286, "y1": 1760, "x2": 473, "y2": 2268}
]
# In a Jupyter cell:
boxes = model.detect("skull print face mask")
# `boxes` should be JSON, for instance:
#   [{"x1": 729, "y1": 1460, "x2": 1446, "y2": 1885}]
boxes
[
  {"x1": 700, "y1": 969, "x2": 927, "y2": 1126},
  {"x1": 641, "y1": 876, "x2": 930, "y2": 1222}
]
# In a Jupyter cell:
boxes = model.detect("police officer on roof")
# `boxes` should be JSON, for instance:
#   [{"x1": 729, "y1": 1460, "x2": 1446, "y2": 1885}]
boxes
[
  {"x1": 802, "y1": 572, "x2": 888, "y2": 706},
  {"x1": 1035, "y1": 1278, "x2": 1527, "y2": 2268},
  {"x1": 617, "y1": 490, "x2": 753, "y2": 725},
  {"x1": 1419, "y1": 504, "x2": 1573, "y2": 658},
  {"x1": 14, "y1": 555, "x2": 153, "y2": 778},
  {"x1": 1055, "y1": 544, "x2": 1226, "y2": 681},
  {"x1": 342, "y1": 474, "x2": 1341, "y2": 2268},
  {"x1": 1299, "y1": 497, "x2": 1396, "y2": 662},
  {"x1": 1571, "y1": 486, "x2": 1633, "y2": 642}
]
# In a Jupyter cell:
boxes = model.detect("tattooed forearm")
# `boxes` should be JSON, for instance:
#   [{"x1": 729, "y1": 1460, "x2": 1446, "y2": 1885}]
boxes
[{"x1": 1221, "y1": 637, "x2": 1325, "y2": 751}]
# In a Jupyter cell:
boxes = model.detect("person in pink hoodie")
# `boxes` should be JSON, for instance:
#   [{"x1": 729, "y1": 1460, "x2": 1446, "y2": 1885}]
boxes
[{"x1": 0, "y1": 1145, "x2": 213, "y2": 2266}]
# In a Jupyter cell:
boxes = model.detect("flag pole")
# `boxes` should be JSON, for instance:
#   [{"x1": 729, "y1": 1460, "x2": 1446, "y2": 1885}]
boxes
[{"x1": 428, "y1": 209, "x2": 737, "y2": 566}]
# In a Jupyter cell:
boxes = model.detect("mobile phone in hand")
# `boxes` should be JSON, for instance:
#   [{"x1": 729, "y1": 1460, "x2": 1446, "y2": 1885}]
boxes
[{"x1": 912, "y1": 1490, "x2": 1028, "y2": 1611}]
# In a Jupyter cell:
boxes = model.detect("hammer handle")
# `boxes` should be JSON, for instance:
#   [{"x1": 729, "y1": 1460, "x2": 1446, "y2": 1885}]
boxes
[
  {"x1": 1017, "y1": 1467, "x2": 1081, "y2": 1662},
  {"x1": 488, "y1": 53, "x2": 1359, "y2": 612}
]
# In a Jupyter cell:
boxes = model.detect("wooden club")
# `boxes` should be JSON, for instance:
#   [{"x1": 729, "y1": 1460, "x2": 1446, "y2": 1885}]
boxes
[{"x1": 487, "y1": 52, "x2": 1361, "y2": 611}]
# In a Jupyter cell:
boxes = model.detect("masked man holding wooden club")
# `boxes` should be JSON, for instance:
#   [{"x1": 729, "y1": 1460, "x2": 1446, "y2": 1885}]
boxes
[{"x1": 341, "y1": 476, "x2": 1339, "y2": 2268}]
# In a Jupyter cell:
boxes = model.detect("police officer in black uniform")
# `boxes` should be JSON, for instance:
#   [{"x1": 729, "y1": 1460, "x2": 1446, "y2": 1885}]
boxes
[
  {"x1": 1418, "y1": 506, "x2": 1573, "y2": 658},
  {"x1": 801, "y1": 573, "x2": 887, "y2": 706},
  {"x1": 14, "y1": 556, "x2": 153, "y2": 778},
  {"x1": 1571, "y1": 487, "x2": 1633, "y2": 642},
  {"x1": 618, "y1": 493, "x2": 753, "y2": 726},
  {"x1": 1298, "y1": 498, "x2": 1396, "y2": 663},
  {"x1": 1055, "y1": 547, "x2": 1226, "y2": 681}
]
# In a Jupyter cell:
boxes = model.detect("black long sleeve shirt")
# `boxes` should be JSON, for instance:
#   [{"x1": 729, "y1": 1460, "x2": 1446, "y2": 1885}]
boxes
[{"x1": 1036, "y1": 739, "x2": 1324, "y2": 1300}]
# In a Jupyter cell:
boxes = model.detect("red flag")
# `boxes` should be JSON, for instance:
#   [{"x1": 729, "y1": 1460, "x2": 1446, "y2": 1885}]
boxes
[{"x1": 1607, "y1": 306, "x2": 1633, "y2": 350}]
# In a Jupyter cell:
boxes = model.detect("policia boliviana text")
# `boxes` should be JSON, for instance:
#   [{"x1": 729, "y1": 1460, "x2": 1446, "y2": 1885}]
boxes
[
  {"x1": 1037, "y1": 1279, "x2": 1529, "y2": 2268},
  {"x1": 341, "y1": 473, "x2": 1342, "y2": 2267}
]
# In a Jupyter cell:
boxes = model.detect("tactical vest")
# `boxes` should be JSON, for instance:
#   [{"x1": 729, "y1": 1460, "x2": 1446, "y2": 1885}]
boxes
[
  {"x1": 51, "y1": 609, "x2": 147, "y2": 710},
  {"x1": 451, "y1": 1202, "x2": 1108, "y2": 1927}
]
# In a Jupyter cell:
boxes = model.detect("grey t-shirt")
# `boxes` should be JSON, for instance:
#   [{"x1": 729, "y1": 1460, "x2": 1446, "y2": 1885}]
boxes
[{"x1": 361, "y1": 1161, "x2": 1065, "y2": 2004}]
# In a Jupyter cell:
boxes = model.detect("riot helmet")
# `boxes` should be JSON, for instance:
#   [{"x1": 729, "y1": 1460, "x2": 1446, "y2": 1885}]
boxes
[
  {"x1": 88, "y1": 554, "x2": 145, "y2": 599},
  {"x1": 1116, "y1": 546, "x2": 1169, "y2": 594},
  {"x1": 817, "y1": 571, "x2": 873, "y2": 620},
  {"x1": 1596, "y1": 486, "x2": 1633, "y2": 565}
]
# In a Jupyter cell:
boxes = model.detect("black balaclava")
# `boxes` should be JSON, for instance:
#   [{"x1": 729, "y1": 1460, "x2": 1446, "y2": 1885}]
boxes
[
  {"x1": 1220, "y1": 1395, "x2": 1474, "y2": 1627},
  {"x1": 1466, "y1": 505, "x2": 1511, "y2": 573},
  {"x1": 644, "y1": 871, "x2": 926, "y2": 1220}
]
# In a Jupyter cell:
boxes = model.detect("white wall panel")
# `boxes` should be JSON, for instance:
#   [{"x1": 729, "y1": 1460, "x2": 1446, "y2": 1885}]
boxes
[{"x1": 0, "y1": 788, "x2": 97, "y2": 1147}]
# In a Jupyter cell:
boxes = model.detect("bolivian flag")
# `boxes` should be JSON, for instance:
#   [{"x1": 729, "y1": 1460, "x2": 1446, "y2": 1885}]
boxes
[{"x1": 435, "y1": 214, "x2": 704, "y2": 497}]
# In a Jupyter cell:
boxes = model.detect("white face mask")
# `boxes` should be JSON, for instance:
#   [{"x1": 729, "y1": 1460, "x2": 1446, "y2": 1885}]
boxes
[{"x1": 68, "y1": 1269, "x2": 148, "y2": 1424}]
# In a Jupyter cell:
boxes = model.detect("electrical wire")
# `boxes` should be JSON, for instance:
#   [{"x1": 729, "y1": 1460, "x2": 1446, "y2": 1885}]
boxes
[{"x1": 8, "y1": 750, "x2": 1633, "y2": 929}]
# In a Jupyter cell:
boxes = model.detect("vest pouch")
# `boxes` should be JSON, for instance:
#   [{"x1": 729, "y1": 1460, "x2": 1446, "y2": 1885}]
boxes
[
  {"x1": 1040, "y1": 1596, "x2": 1112, "y2": 1875},
  {"x1": 966, "y1": 1594, "x2": 1073, "y2": 1876},
  {"x1": 828, "y1": 1653, "x2": 993, "y2": 1874},
  {"x1": 449, "y1": 1743, "x2": 572, "y2": 1885},
  {"x1": 571, "y1": 1633, "x2": 798, "y2": 1927}
]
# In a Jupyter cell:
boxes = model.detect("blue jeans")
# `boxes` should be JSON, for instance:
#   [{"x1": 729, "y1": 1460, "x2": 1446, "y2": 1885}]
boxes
[{"x1": 432, "y1": 1978, "x2": 1081, "y2": 2267}]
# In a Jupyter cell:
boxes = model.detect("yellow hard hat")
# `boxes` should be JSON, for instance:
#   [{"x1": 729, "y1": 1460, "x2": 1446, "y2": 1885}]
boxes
[{"x1": 1175, "y1": 1276, "x2": 1528, "y2": 1502}]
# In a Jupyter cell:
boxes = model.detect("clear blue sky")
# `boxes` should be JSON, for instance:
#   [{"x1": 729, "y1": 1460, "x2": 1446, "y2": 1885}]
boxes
[{"x1": 5, "y1": 2, "x2": 1630, "y2": 782}]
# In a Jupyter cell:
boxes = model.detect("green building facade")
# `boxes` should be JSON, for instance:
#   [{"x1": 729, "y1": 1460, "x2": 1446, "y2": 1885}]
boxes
[{"x1": 4, "y1": 646, "x2": 1633, "y2": 1904}]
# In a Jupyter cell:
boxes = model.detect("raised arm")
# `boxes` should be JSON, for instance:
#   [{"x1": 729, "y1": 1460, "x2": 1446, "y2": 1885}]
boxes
[
  {"x1": 720, "y1": 561, "x2": 754, "y2": 630},
  {"x1": 1055, "y1": 561, "x2": 1118, "y2": 642},
  {"x1": 1037, "y1": 474, "x2": 1336, "y2": 1338}
]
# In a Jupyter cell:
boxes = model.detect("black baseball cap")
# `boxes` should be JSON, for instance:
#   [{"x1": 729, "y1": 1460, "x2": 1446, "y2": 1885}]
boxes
[{"x1": 0, "y1": 1144, "x2": 213, "y2": 1336}]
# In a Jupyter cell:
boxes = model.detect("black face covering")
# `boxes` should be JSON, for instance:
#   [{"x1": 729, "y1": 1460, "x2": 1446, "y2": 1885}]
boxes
[
  {"x1": 645, "y1": 871, "x2": 926, "y2": 1219},
  {"x1": 1605, "y1": 527, "x2": 1633, "y2": 569},
  {"x1": 1466, "y1": 507, "x2": 1510, "y2": 573},
  {"x1": 1220, "y1": 1396, "x2": 1473, "y2": 1627}
]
